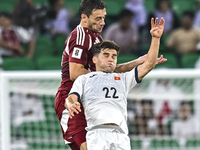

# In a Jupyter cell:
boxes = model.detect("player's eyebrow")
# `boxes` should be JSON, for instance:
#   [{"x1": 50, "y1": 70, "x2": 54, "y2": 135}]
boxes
[
  {"x1": 95, "y1": 16, "x2": 105, "y2": 20},
  {"x1": 102, "y1": 52, "x2": 117, "y2": 57},
  {"x1": 103, "y1": 52, "x2": 109, "y2": 55}
]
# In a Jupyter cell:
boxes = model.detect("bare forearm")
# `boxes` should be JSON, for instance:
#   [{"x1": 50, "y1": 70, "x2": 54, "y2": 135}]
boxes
[
  {"x1": 137, "y1": 37, "x2": 160, "y2": 81},
  {"x1": 146, "y1": 37, "x2": 160, "y2": 68},
  {"x1": 114, "y1": 57, "x2": 144, "y2": 73},
  {"x1": 27, "y1": 40, "x2": 35, "y2": 58},
  {"x1": 138, "y1": 17, "x2": 164, "y2": 80}
]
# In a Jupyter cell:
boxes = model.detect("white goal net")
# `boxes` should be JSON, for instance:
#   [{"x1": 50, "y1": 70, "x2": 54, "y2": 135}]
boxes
[{"x1": 0, "y1": 69, "x2": 200, "y2": 150}]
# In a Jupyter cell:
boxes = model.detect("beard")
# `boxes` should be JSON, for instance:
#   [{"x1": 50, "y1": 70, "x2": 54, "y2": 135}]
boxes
[
  {"x1": 98, "y1": 64, "x2": 115, "y2": 73},
  {"x1": 87, "y1": 21, "x2": 100, "y2": 33},
  {"x1": 88, "y1": 25, "x2": 98, "y2": 33}
]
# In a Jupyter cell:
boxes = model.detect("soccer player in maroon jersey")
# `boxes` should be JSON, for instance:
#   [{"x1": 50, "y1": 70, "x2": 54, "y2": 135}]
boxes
[{"x1": 55, "y1": 0, "x2": 167, "y2": 150}]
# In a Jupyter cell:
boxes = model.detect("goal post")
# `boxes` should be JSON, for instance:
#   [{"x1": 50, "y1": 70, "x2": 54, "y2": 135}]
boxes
[
  {"x1": 0, "y1": 71, "x2": 11, "y2": 150},
  {"x1": 0, "y1": 71, "x2": 62, "y2": 150},
  {"x1": 1, "y1": 69, "x2": 200, "y2": 150}
]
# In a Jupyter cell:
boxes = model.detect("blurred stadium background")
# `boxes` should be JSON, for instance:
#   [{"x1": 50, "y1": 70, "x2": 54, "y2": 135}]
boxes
[{"x1": 0, "y1": 0, "x2": 200, "y2": 150}]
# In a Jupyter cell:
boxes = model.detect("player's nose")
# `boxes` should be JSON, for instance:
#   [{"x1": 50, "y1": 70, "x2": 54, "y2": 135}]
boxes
[{"x1": 100, "y1": 19, "x2": 105, "y2": 26}]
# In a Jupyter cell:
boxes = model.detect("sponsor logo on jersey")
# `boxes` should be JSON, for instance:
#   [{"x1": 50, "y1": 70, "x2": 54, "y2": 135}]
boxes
[
  {"x1": 72, "y1": 47, "x2": 83, "y2": 59},
  {"x1": 94, "y1": 37, "x2": 100, "y2": 44},
  {"x1": 114, "y1": 76, "x2": 121, "y2": 80},
  {"x1": 89, "y1": 74, "x2": 97, "y2": 78}
]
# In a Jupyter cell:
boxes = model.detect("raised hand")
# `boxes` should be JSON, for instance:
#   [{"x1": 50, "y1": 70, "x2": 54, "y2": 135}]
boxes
[
  {"x1": 150, "y1": 17, "x2": 165, "y2": 38},
  {"x1": 137, "y1": 54, "x2": 167, "y2": 65},
  {"x1": 155, "y1": 55, "x2": 167, "y2": 65}
]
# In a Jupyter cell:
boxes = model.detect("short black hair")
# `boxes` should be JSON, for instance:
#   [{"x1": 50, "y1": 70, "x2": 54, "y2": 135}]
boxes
[
  {"x1": 48, "y1": 0, "x2": 59, "y2": 7},
  {"x1": 0, "y1": 12, "x2": 13, "y2": 20},
  {"x1": 180, "y1": 101, "x2": 191, "y2": 106},
  {"x1": 119, "y1": 9, "x2": 134, "y2": 19},
  {"x1": 182, "y1": 11, "x2": 194, "y2": 19},
  {"x1": 93, "y1": 40, "x2": 120, "y2": 56},
  {"x1": 79, "y1": 0, "x2": 106, "y2": 17},
  {"x1": 156, "y1": 0, "x2": 172, "y2": 10}
]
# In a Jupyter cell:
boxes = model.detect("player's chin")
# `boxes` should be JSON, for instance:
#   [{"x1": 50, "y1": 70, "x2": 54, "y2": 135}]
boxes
[
  {"x1": 97, "y1": 28, "x2": 103, "y2": 33},
  {"x1": 105, "y1": 67, "x2": 114, "y2": 73}
]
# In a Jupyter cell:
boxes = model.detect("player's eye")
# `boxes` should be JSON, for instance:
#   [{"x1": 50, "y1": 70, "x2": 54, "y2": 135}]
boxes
[
  {"x1": 112, "y1": 56, "x2": 117, "y2": 59},
  {"x1": 103, "y1": 53, "x2": 109, "y2": 57},
  {"x1": 95, "y1": 17, "x2": 101, "y2": 21}
]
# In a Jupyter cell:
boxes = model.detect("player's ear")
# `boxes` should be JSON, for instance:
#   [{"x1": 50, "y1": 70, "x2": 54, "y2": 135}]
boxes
[
  {"x1": 81, "y1": 14, "x2": 88, "y2": 22},
  {"x1": 92, "y1": 56, "x2": 97, "y2": 64}
]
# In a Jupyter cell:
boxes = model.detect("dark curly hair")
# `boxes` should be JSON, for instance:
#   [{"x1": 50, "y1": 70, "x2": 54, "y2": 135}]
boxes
[
  {"x1": 79, "y1": 0, "x2": 106, "y2": 17},
  {"x1": 93, "y1": 40, "x2": 120, "y2": 56}
]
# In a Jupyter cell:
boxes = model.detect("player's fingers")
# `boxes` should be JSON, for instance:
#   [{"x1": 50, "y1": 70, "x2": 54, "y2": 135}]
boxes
[
  {"x1": 161, "y1": 58, "x2": 167, "y2": 63},
  {"x1": 158, "y1": 58, "x2": 167, "y2": 64},
  {"x1": 75, "y1": 102, "x2": 80, "y2": 107},
  {"x1": 160, "y1": 55, "x2": 163, "y2": 59},
  {"x1": 71, "y1": 106, "x2": 80, "y2": 114},
  {"x1": 69, "y1": 107, "x2": 76, "y2": 115},
  {"x1": 75, "y1": 102, "x2": 81, "y2": 112},
  {"x1": 155, "y1": 17, "x2": 158, "y2": 25},
  {"x1": 68, "y1": 110, "x2": 74, "y2": 119},
  {"x1": 159, "y1": 17, "x2": 165, "y2": 25},
  {"x1": 151, "y1": 18, "x2": 154, "y2": 28}
]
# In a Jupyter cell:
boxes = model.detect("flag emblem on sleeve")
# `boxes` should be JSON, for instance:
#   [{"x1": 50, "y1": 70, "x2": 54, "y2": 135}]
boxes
[{"x1": 114, "y1": 76, "x2": 121, "y2": 80}]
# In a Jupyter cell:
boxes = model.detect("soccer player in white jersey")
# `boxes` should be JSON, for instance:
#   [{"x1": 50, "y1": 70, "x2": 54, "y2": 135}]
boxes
[{"x1": 65, "y1": 17, "x2": 165, "y2": 150}]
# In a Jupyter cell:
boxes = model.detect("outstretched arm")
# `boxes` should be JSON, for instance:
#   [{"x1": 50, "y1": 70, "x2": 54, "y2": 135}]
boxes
[
  {"x1": 138, "y1": 17, "x2": 165, "y2": 81},
  {"x1": 114, "y1": 55, "x2": 145, "y2": 73},
  {"x1": 114, "y1": 54, "x2": 167, "y2": 73}
]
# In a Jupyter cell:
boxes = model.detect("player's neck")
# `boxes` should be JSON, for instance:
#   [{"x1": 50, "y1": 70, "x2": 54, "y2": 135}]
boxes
[{"x1": 80, "y1": 20, "x2": 88, "y2": 28}]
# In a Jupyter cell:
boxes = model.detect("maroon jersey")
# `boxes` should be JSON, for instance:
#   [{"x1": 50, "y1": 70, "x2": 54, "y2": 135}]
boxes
[
  {"x1": 55, "y1": 25, "x2": 103, "y2": 141},
  {"x1": 59, "y1": 25, "x2": 102, "y2": 91},
  {"x1": 1, "y1": 28, "x2": 21, "y2": 56}
]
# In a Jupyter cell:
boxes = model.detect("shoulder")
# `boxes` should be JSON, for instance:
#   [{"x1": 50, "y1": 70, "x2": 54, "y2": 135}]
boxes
[
  {"x1": 58, "y1": 8, "x2": 69, "y2": 17},
  {"x1": 76, "y1": 72, "x2": 94, "y2": 81},
  {"x1": 170, "y1": 28, "x2": 182, "y2": 35},
  {"x1": 70, "y1": 25, "x2": 92, "y2": 46},
  {"x1": 189, "y1": 117, "x2": 200, "y2": 123},
  {"x1": 191, "y1": 29, "x2": 200, "y2": 35}
]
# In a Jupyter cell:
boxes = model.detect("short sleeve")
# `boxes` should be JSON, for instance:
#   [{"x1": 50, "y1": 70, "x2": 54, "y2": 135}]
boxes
[
  {"x1": 69, "y1": 75, "x2": 85, "y2": 101},
  {"x1": 69, "y1": 46, "x2": 88, "y2": 66},
  {"x1": 125, "y1": 67, "x2": 141, "y2": 92},
  {"x1": 16, "y1": 26, "x2": 31, "y2": 42},
  {"x1": 66, "y1": 35, "x2": 89, "y2": 66}
]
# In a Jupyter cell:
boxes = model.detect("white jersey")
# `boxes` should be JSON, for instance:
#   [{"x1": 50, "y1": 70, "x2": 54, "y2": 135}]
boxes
[{"x1": 69, "y1": 67, "x2": 140, "y2": 134}]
